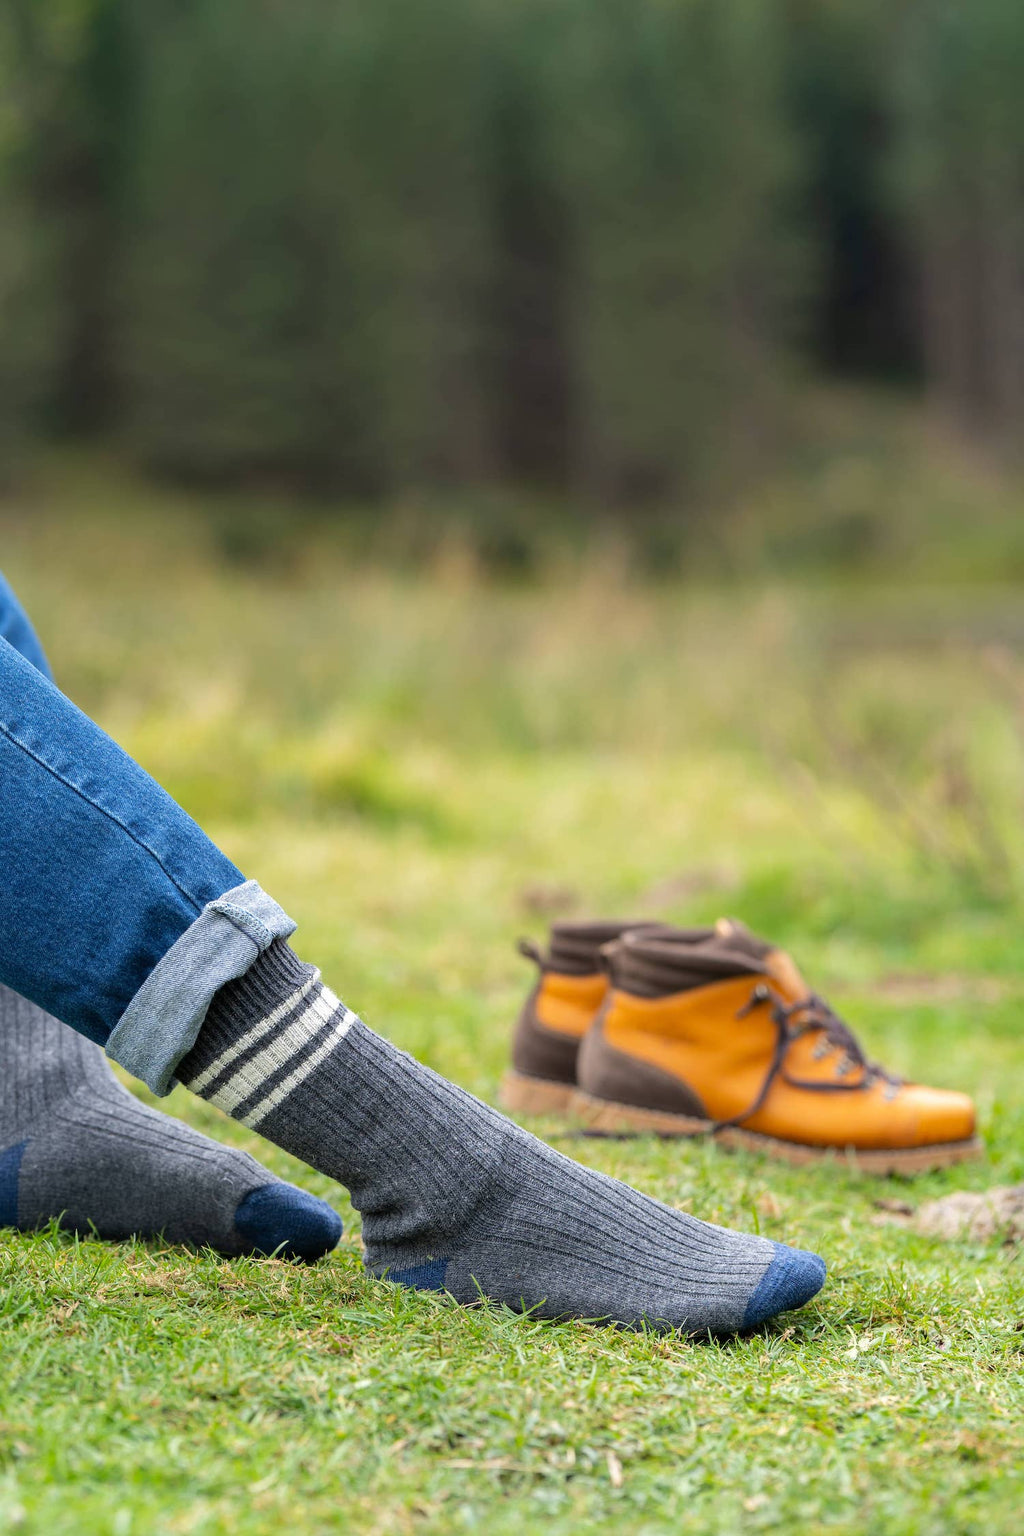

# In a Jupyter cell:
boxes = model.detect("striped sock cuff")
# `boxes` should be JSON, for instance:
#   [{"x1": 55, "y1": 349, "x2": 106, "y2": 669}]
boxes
[{"x1": 179, "y1": 940, "x2": 358, "y2": 1130}]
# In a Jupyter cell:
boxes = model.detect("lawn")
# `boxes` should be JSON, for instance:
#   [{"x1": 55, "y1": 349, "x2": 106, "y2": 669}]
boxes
[{"x1": 1, "y1": 471, "x2": 1023, "y2": 1535}]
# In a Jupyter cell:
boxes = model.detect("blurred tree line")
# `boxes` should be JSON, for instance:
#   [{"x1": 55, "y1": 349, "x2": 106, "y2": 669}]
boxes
[{"x1": 1, "y1": 0, "x2": 1022, "y2": 507}]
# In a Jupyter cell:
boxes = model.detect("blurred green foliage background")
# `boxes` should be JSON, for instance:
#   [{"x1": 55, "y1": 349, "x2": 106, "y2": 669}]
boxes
[{"x1": 2, "y1": 0, "x2": 1024, "y2": 563}]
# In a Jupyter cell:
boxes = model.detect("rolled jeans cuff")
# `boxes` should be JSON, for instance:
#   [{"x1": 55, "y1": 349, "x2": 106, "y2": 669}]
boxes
[{"x1": 105, "y1": 879, "x2": 297, "y2": 1095}]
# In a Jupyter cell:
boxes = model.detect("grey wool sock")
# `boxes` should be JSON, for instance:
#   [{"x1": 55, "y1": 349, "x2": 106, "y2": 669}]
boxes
[
  {"x1": 0, "y1": 985, "x2": 342, "y2": 1260},
  {"x1": 179, "y1": 941, "x2": 826, "y2": 1332}
]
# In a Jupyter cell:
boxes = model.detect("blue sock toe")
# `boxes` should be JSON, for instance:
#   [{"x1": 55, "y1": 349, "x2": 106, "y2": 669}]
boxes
[
  {"x1": 233, "y1": 1183, "x2": 342, "y2": 1261},
  {"x1": 743, "y1": 1242, "x2": 826, "y2": 1327}
]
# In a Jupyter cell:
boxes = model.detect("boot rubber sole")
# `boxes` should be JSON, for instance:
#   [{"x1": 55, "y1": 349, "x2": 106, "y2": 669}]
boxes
[
  {"x1": 500, "y1": 1071, "x2": 576, "y2": 1117},
  {"x1": 569, "y1": 1090, "x2": 984, "y2": 1175}
]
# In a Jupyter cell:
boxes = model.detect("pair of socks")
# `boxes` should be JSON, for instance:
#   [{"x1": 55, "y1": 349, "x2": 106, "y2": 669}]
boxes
[{"x1": 2, "y1": 947, "x2": 825, "y2": 1331}]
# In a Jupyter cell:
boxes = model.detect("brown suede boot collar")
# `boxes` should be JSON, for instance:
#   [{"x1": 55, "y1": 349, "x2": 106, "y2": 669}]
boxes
[
  {"x1": 523, "y1": 916, "x2": 798, "y2": 992},
  {"x1": 522, "y1": 920, "x2": 671, "y2": 977},
  {"x1": 606, "y1": 930, "x2": 769, "y2": 998}
]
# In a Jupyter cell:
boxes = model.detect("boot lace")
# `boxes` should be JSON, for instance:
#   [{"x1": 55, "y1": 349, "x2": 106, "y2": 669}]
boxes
[{"x1": 713, "y1": 984, "x2": 901, "y2": 1131}]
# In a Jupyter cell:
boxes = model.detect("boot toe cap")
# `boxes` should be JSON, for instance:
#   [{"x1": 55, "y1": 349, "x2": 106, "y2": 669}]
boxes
[{"x1": 904, "y1": 1086, "x2": 976, "y2": 1147}]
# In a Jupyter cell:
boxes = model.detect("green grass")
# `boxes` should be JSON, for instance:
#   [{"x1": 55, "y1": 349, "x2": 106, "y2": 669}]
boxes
[{"x1": 1, "y1": 474, "x2": 1023, "y2": 1534}]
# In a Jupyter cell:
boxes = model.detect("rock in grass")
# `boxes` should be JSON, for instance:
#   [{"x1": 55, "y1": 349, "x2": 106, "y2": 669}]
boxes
[{"x1": 876, "y1": 1186, "x2": 1024, "y2": 1243}]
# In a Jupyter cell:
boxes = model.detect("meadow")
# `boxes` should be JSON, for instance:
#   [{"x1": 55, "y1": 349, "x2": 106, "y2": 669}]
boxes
[{"x1": 1, "y1": 456, "x2": 1023, "y2": 1535}]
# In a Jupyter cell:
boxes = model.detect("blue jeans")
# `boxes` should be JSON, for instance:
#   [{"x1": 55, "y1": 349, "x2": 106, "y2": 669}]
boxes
[{"x1": 0, "y1": 573, "x2": 295, "y2": 1094}]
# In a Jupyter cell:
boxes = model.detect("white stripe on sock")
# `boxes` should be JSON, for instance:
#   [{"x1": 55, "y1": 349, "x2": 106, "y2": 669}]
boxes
[
  {"x1": 186, "y1": 969, "x2": 321, "y2": 1093},
  {"x1": 206, "y1": 986, "x2": 349, "y2": 1117},
  {"x1": 241, "y1": 1008, "x2": 356, "y2": 1129}
]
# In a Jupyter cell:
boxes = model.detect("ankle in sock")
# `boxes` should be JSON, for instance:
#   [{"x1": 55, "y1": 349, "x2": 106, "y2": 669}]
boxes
[
  {"x1": 179, "y1": 941, "x2": 826, "y2": 1331},
  {"x1": 0, "y1": 986, "x2": 341, "y2": 1260}
]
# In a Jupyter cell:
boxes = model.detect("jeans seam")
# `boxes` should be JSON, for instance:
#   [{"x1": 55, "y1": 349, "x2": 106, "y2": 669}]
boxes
[
  {"x1": 208, "y1": 900, "x2": 272, "y2": 950},
  {"x1": 0, "y1": 719, "x2": 205, "y2": 917}
]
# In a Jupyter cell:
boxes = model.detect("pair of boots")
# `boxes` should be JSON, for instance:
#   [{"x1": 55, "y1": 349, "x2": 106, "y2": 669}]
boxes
[{"x1": 504, "y1": 919, "x2": 979, "y2": 1175}]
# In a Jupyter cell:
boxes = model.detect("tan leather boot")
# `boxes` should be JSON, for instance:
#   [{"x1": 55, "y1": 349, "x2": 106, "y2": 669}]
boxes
[
  {"x1": 499, "y1": 920, "x2": 702, "y2": 1114},
  {"x1": 573, "y1": 921, "x2": 980, "y2": 1174}
]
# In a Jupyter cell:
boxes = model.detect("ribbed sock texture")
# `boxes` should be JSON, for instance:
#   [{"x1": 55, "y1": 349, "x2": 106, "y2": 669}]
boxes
[
  {"x1": 181, "y1": 941, "x2": 826, "y2": 1331},
  {"x1": 0, "y1": 984, "x2": 341, "y2": 1259}
]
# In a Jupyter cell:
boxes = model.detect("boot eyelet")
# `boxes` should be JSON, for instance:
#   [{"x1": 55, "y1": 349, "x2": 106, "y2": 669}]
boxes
[{"x1": 736, "y1": 982, "x2": 772, "y2": 1019}]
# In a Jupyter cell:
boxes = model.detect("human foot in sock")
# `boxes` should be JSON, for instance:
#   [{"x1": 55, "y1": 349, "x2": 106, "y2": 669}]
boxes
[
  {"x1": 0, "y1": 986, "x2": 341, "y2": 1260},
  {"x1": 179, "y1": 942, "x2": 826, "y2": 1331}
]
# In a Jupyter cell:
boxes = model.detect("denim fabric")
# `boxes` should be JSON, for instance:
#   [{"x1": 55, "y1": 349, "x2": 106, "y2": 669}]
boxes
[
  {"x1": 0, "y1": 631, "x2": 295, "y2": 1093},
  {"x1": 0, "y1": 572, "x2": 54, "y2": 682},
  {"x1": 108, "y1": 880, "x2": 296, "y2": 1094}
]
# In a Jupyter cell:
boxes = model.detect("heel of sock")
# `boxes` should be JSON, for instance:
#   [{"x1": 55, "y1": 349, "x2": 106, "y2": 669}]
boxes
[
  {"x1": 381, "y1": 1256, "x2": 451, "y2": 1293},
  {"x1": 0, "y1": 1140, "x2": 28, "y2": 1228}
]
